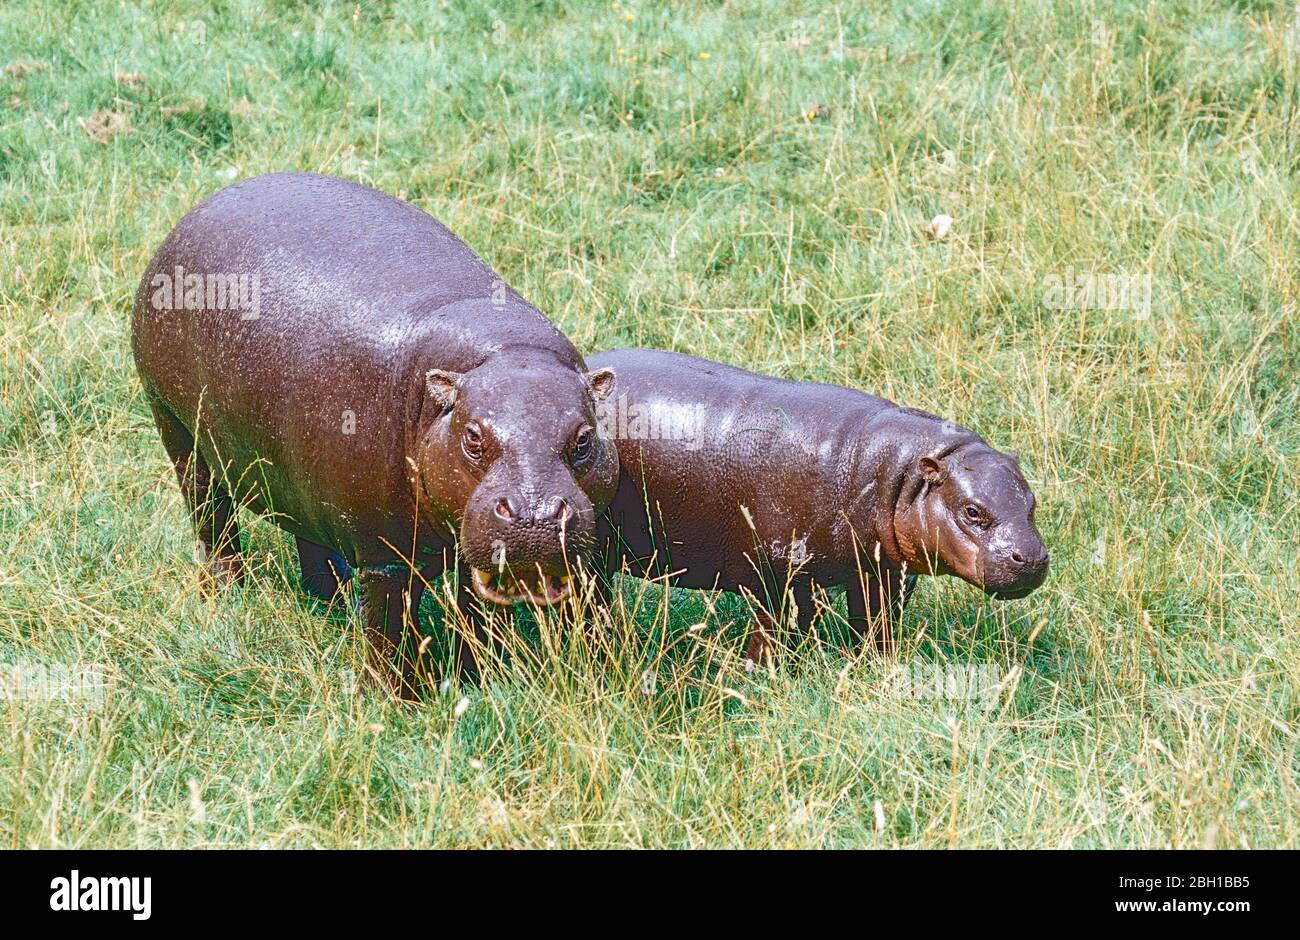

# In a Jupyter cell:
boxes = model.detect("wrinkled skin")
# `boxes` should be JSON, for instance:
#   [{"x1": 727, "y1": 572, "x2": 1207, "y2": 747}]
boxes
[
  {"x1": 132, "y1": 173, "x2": 619, "y2": 698},
  {"x1": 591, "y1": 349, "x2": 1048, "y2": 661}
]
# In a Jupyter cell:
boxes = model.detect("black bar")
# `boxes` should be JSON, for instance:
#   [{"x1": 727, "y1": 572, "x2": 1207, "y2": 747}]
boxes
[{"x1": 0, "y1": 850, "x2": 1279, "y2": 924}]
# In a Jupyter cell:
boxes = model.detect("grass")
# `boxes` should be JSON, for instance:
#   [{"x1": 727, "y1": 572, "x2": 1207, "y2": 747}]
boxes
[{"x1": 1, "y1": 0, "x2": 1297, "y2": 848}]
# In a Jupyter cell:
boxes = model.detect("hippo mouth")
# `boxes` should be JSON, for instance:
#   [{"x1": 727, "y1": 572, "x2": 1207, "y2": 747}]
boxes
[
  {"x1": 985, "y1": 575, "x2": 1046, "y2": 600},
  {"x1": 470, "y1": 567, "x2": 573, "y2": 606},
  {"x1": 988, "y1": 584, "x2": 1037, "y2": 600}
]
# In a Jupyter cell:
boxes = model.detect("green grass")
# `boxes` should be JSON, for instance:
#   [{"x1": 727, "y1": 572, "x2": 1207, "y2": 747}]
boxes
[{"x1": 1, "y1": 0, "x2": 1297, "y2": 848}]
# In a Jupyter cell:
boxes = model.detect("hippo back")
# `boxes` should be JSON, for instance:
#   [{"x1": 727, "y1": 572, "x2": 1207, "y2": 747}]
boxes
[
  {"x1": 589, "y1": 348, "x2": 899, "y2": 588},
  {"x1": 132, "y1": 172, "x2": 582, "y2": 560}
]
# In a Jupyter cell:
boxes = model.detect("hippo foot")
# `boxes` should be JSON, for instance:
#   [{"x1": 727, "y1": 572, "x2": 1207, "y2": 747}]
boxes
[
  {"x1": 198, "y1": 555, "x2": 245, "y2": 594},
  {"x1": 360, "y1": 664, "x2": 421, "y2": 703}
]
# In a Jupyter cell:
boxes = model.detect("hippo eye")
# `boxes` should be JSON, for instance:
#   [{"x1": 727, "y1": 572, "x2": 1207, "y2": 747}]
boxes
[
  {"x1": 462, "y1": 424, "x2": 484, "y2": 462},
  {"x1": 571, "y1": 426, "x2": 594, "y2": 464},
  {"x1": 963, "y1": 505, "x2": 984, "y2": 524}
]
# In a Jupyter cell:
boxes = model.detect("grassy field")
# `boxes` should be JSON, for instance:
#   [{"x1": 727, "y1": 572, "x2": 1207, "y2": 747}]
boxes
[{"x1": 1, "y1": 0, "x2": 1297, "y2": 849}]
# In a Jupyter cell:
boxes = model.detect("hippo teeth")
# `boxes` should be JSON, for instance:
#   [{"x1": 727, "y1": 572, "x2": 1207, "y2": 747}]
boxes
[{"x1": 470, "y1": 568, "x2": 572, "y2": 607}]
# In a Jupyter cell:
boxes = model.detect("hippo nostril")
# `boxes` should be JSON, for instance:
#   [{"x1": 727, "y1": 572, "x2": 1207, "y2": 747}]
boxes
[
  {"x1": 1010, "y1": 550, "x2": 1026, "y2": 566},
  {"x1": 494, "y1": 496, "x2": 517, "y2": 521}
]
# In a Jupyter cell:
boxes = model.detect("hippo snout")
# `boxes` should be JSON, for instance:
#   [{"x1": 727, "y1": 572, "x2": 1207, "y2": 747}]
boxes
[
  {"x1": 493, "y1": 493, "x2": 574, "y2": 527},
  {"x1": 479, "y1": 488, "x2": 588, "y2": 547},
  {"x1": 460, "y1": 470, "x2": 596, "y2": 606},
  {"x1": 985, "y1": 540, "x2": 1050, "y2": 600}
]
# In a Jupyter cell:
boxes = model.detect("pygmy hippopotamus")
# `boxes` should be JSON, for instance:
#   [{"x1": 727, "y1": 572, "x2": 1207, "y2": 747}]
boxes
[
  {"x1": 132, "y1": 172, "x2": 619, "y2": 696},
  {"x1": 590, "y1": 349, "x2": 1048, "y2": 662}
]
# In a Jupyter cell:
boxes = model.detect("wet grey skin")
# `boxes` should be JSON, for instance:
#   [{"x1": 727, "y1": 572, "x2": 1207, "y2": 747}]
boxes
[
  {"x1": 589, "y1": 349, "x2": 1049, "y2": 661},
  {"x1": 132, "y1": 172, "x2": 619, "y2": 697}
]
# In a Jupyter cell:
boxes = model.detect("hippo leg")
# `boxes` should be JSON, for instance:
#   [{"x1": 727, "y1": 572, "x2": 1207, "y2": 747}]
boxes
[
  {"x1": 296, "y1": 537, "x2": 352, "y2": 601},
  {"x1": 356, "y1": 566, "x2": 426, "y2": 701},
  {"x1": 848, "y1": 568, "x2": 908, "y2": 656},
  {"x1": 147, "y1": 395, "x2": 244, "y2": 588},
  {"x1": 901, "y1": 574, "x2": 918, "y2": 609},
  {"x1": 745, "y1": 580, "x2": 813, "y2": 665}
]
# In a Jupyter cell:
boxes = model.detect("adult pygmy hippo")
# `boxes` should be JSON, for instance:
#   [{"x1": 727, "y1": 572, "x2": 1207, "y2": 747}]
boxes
[
  {"x1": 591, "y1": 349, "x2": 1048, "y2": 661},
  {"x1": 132, "y1": 173, "x2": 619, "y2": 695}
]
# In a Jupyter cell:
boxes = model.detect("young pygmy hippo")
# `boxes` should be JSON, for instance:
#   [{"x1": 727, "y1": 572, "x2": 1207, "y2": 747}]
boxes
[{"x1": 590, "y1": 349, "x2": 1048, "y2": 661}]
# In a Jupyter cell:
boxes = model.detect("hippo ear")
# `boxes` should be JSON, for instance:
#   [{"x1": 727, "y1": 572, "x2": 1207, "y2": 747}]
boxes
[
  {"x1": 587, "y1": 367, "x2": 617, "y2": 402},
  {"x1": 919, "y1": 456, "x2": 945, "y2": 485},
  {"x1": 425, "y1": 369, "x2": 462, "y2": 413}
]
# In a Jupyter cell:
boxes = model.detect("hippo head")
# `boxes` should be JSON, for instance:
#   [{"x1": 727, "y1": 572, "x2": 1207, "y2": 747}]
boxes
[
  {"x1": 415, "y1": 348, "x2": 619, "y2": 606},
  {"x1": 895, "y1": 444, "x2": 1048, "y2": 599}
]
